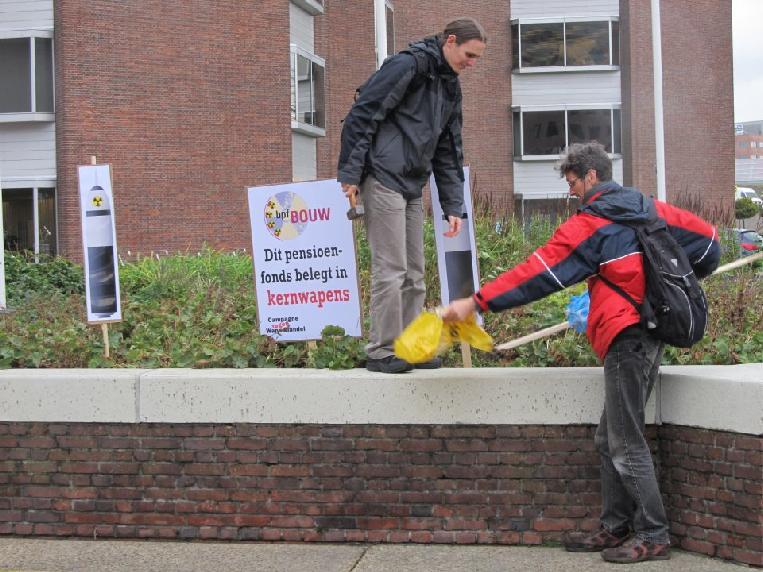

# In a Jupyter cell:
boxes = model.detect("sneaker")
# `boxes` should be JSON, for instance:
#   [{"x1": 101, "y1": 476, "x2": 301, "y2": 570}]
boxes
[
  {"x1": 414, "y1": 357, "x2": 442, "y2": 369},
  {"x1": 564, "y1": 527, "x2": 630, "y2": 552},
  {"x1": 601, "y1": 537, "x2": 670, "y2": 563},
  {"x1": 366, "y1": 355, "x2": 413, "y2": 374}
]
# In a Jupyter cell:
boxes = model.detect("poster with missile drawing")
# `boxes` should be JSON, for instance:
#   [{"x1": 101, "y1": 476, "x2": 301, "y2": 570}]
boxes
[{"x1": 78, "y1": 164, "x2": 122, "y2": 323}]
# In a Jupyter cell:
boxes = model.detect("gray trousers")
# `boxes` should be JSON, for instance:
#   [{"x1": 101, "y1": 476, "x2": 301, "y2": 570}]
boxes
[
  {"x1": 361, "y1": 175, "x2": 425, "y2": 359},
  {"x1": 596, "y1": 325, "x2": 669, "y2": 543}
]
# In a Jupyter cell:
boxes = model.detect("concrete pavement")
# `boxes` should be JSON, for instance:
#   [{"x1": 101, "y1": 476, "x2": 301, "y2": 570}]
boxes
[{"x1": 0, "y1": 538, "x2": 747, "y2": 571}]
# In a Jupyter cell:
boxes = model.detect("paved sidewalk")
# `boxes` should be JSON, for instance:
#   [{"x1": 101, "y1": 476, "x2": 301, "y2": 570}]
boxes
[{"x1": 0, "y1": 538, "x2": 746, "y2": 571}]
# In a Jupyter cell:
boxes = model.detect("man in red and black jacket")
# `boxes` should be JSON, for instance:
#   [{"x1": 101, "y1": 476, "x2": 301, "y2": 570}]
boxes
[{"x1": 443, "y1": 141, "x2": 720, "y2": 564}]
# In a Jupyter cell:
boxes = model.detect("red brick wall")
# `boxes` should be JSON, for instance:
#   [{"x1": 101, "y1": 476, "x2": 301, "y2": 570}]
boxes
[
  {"x1": 314, "y1": 2, "x2": 377, "y2": 182},
  {"x1": 660, "y1": 426, "x2": 763, "y2": 567},
  {"x1": 1, "y1": 422, "x2": 760, "y2": 566},
  {"x1": 621, "y1": 0, "x2": 734, "y2": 218},
  {"x1": 661, "y1": 1, "x2": 735, "y2": 217},
  {"x1": 54, "y1": 1, "x2": 293, "y2": 259},
  {"x1": 619, "y1": 0, "x2": 657, "y2": 195}
]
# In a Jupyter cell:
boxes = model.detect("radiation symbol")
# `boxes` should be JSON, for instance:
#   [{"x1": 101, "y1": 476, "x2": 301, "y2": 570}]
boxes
[{"x1": 92, "y1": 196, "x2": 103, "y2": 207}]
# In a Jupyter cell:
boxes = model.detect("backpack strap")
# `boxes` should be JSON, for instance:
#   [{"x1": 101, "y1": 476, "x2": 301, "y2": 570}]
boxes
[{"x1": 598, "y1": 273, "x2": 640, "y2": 312}]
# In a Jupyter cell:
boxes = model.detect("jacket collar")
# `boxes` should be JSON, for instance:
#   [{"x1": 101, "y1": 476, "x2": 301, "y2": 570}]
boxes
[{"x1": 581, "y1": 181, "x2": 622, "y2": 206}]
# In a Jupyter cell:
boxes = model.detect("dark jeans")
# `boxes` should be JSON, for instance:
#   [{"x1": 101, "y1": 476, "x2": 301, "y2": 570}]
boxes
[{"x1": 595, "y1": 326, "x2": 669, "y2": 544}]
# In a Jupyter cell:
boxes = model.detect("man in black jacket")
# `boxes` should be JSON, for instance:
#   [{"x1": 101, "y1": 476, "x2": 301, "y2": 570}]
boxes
[{"x1": 338, "y1": 18, "x2": 487, "y2": 373}]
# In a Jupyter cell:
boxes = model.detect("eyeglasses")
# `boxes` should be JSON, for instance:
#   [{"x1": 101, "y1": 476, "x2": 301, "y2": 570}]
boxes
[{"x1": 566, "y1": 177, "x2": 580, "y2": 188}]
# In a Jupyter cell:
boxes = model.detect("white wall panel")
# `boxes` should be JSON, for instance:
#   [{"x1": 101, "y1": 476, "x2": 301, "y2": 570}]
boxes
[
  {"x1": 512, "y1": 71, "x2": 621, "y2": 107},
  {"x1": 289, "y1": 2, "x2": 314, "y2": 52},
  {"x1": 291, "y1": 132, "x2": 316, "y2": 182},
  {"x1": 513, "y1": 157, "x2": 623, "y2": 199},
  {"x1": 0, "y1": 122, "x2": 56, "y2": 185},
  {"x1": 511, "y1": 0, "x2": 618, "y2": 19},
  {"x1": 0, "y1": 0, "x2": 53, "y2": 30}
]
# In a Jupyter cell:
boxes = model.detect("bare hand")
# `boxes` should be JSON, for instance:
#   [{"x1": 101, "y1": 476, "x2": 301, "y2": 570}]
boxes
[
  {"x1": 341, "y1": 183, "x2": 359, "y2": 199},
  {"x1": 444, "y1": 215, "x2": 463, "y2": 237},
  {"x1": 441, "y1": 296, "x2": 478, "y2": 322}
]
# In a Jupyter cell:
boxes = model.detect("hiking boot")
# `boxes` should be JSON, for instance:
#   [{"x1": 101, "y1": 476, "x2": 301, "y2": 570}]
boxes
[
  {"x1": 366, "y1": 355, "x2": 413, "y2": 374},
  {"x1": 414, "y1": 357, "x2": 442, "y2": 369},
  {"x1": 601, "y1": 537, "x2": 670, "y2": 563},
  {"x1": 564, "y1": 527, "x2": 630, "y2": 552}
]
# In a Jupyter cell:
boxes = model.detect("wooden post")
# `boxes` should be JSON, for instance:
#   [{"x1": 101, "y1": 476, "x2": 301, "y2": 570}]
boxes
[
  {"x1": 90, "y1": 155, "x2": 110, "y2": 358},
  {"x1": 460, "y1": 341, "x2": 472, "y2": 368}
]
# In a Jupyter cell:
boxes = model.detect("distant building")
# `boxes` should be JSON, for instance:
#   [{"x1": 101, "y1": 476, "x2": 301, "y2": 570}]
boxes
[
  {"x1": 735, "y1": 120, "x2": 763, "y2": 160},
  {"x1": 0, "y1": 0, "x2": 734, "y2": 258}
]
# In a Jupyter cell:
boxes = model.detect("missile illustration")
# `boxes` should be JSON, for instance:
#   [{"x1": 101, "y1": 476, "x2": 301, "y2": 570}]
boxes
[{"x1": 84, "y1": 185, "x2": 118, "y2": 316}]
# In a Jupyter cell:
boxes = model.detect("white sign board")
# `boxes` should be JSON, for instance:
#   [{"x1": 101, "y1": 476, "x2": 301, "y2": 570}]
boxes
[
  {"x1": 430, "y1": 167, "x2": 481, "y2": 318},
  {"x1": 248, "y1": 179, "x2": 361, "y2": 340},
  {"x1": 78, "y1": 164, "x2": 122, "y2": 323}
]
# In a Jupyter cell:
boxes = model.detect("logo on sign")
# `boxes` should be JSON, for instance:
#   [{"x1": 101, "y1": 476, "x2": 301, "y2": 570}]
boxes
[{"x1": 264, "y1": 191, "x2": 330, "y2": 240}]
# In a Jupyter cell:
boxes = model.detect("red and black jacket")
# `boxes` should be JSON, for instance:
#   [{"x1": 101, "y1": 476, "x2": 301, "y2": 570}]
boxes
[{"x1": 474, "y1": 182, "x2": 720, "y2": 359}]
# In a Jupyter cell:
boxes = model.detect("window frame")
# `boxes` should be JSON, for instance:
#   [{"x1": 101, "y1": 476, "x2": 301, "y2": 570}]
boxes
[
  {"x1": 0, "y1": 29, "x2": 55, "y2": 122},
  {"x1": 289, "y1": 43, "x2": 326, "y2": 137},
  {"x1": 512, "y1": 103, "x2": 622, "y2": 161},
  {"x1": 385, "y1": 0, "x2": 395, "y2": 56},
  {"x1": 511, "y1": 16, "x2": 619, "y2": 74}
]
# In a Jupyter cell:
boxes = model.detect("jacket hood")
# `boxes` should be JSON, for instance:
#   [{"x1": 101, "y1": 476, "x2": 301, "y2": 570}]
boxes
[
  {"x1": 579, "y1": 181, "x2": 654, "y2": 224},
  {"x1": 408, "y1": 35, "x2": 458, "y2": 77}
]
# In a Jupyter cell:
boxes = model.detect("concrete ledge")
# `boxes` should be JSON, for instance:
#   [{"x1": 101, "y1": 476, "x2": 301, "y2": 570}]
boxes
[
  {"x1": 0, "y1": 365, "x2": 760, "y2": 434},
  {"x1": 0, "y1": 369, "x2": 145, "y2": 423}
]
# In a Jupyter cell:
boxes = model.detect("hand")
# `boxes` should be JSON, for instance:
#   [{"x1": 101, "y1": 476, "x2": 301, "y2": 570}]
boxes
[
  {"x1": 341, "y1": 183, "x2": 359, "y2": 199},
  {"x1": 444, "y1": 215, "x2": 463, "y2": 237},
  {"x1": 441, "y1": 296, "x2": 478, "y2": 322}
]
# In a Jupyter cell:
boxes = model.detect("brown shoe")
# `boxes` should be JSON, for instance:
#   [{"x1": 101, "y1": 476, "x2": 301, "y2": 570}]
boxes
[
  {"x1": 601, "y1": 536, "x2": 670, "y2": 563},
  {"x1": 564, "y1": 527, "x2": 630, "y2": 552}
]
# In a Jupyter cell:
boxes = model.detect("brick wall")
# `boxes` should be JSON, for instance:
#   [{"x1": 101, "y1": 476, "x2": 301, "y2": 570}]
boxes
[
  {"x1": 314, "y1": 1, "x2": 377, "y2": 182},
  {"x1": 620, "y1": 0, "x2": 734, "y2": 219},
  {"x1": 54, "y1": 1, "x2": 293, "y2": 259},
  {"x1": 660, "y1": 426, "x2": 763, "y2": 567},
  {"x1": 1, "y1": 422, "x2": 759, "y2": 566}
]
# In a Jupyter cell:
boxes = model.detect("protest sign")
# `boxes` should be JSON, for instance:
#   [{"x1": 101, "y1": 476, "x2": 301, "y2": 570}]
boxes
[
  {"x1": 430, "y1": 166, "x2": 481, "y2": 313},
  {"x1": 78, "y1": 163, "x2": 122, "y2": 324},
  {"x1": 248, "y1": 179, "x2": 361, "y2": 341}
]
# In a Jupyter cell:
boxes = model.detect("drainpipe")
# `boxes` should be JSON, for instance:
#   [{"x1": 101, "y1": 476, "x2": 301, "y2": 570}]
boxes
[
  {"x1": 0, "y1": 167, "x2": 5, "y2": 309},
  {"x1": 374, "y1": 0, "x2": 387, "y2": 69},
  {"x1": 651, "y1": 0, "x2": 667, "y2": 202}
]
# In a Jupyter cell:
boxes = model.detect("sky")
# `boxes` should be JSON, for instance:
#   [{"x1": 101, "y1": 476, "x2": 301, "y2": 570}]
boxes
[{"x1": 733, "y1": 0, "x2": 763, "y2": 123}]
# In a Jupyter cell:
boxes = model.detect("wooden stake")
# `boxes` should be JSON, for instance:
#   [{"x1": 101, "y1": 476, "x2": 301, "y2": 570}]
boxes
[
  {"x1": 101, "y1": 323, "x2": 110, "y2": 358},
  {"x1": 90, "y1": 155, "x2": 110, "y2": 358},
  {"x1": 460, "y1": 341, "x2": 472, "y2": 368}
]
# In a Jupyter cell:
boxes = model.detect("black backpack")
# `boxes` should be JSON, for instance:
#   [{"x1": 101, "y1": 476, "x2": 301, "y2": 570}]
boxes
[
  {"x1": 353, "y1": 48, "x2": 433, "y2": 103},
  {"x1": 598, "y1": 201, "x2": 708, "y2": 347}
]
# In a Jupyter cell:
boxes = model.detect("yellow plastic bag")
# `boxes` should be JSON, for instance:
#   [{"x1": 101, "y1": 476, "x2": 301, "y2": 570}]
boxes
[{"x1": 394, "y1": 310, "x2": 493, "y2": 363}]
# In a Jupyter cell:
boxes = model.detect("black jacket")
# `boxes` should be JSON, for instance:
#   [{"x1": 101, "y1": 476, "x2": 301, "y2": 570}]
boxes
[{"x1": 337, "y1": 36, "x2": 465, "y2": 218}]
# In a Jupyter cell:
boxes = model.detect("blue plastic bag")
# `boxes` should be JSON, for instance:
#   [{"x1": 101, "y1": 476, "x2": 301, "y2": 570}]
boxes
[{"x1": 566, "y1": 291, "x2": 590, "y2": 334}]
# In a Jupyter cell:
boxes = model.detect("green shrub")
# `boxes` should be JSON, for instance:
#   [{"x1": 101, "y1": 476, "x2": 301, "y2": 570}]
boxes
[
  {"x1": 3, "y1": 251, "x2": 83, "y2": 304},
  {"x1": 1, "y1": 215, "x2": 761, "y2": 369},
  {"x1": 735, "y1": 197, "x2": 758, "y2": 220}
]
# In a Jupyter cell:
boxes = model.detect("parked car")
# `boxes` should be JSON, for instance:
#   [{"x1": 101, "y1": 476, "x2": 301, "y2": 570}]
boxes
[
  {"x1": 735, "y1": 186, "x2": 763, "y2": 207},
  {"x1": 726, "y1": 228, "x2": 763, "y2": 257}
]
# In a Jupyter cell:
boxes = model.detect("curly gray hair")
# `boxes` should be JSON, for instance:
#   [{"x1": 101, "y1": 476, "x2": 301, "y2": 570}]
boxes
[{"x1": 557, "y1": 141, "x2": 612, "y2": 182}]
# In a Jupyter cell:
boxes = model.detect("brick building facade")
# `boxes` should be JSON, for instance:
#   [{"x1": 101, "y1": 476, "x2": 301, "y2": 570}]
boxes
[{"x1": 0, "y1": 1, "x2": 734, "y2": 258}]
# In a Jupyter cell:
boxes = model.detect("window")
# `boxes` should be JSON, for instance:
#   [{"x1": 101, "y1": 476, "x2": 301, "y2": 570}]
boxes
[
  {"x1": 511, "y1": 18, "x2": 619, "y2": 71},
  {"x1": 513, "y1": 106, "x2": 621, "y2": 158},
  {"x1": 290, "y1": 45, "x2": 325, "y2": 135},
  {"x1": 2, "y1": 187, "x2": 57, "y2": 255},
  {"x1": 0, "y1": 34, "x2": 54, "y2": 114}
]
